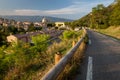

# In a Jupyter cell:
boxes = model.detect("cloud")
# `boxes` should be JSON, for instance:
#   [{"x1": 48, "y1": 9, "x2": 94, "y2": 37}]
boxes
[
  {"x1": 14, "y1": 9, "x2": 76, "y2": 15},
  {"x1": 0, "y1": 1, "x2": 90, "y2": 16},
  {"x1": 14, "y1": 9, "x2": 46, "y2": 15},
  {"x1": 14, "y1": 2, "x2": 82, "y2": 15},
  {"x1": 0, "y1": 0, "x2": 114, "y2": 19},
  {"x1": 13, "y1": 1, "x2": 89, "y2": 15}
]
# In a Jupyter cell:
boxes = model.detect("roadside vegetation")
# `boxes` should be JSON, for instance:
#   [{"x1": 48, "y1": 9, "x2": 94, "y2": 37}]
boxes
[
  {"x1": 98, "y1": 26, "x2": 120, "y2": 39},
  {"x1": 0, "y1": 34, "x2": 51, "y2": 80},
  {"x1": 56, "y1": 33, "x2": 88, "y2": 80},
  {"x1": 0, "y1": 29, "x2": 84, "y2": 80}
]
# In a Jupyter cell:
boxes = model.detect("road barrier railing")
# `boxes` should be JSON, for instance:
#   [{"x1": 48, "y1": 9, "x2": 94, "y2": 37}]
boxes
[{"x1": 41, "y1": 29, "x2": 87, "y2": 80}]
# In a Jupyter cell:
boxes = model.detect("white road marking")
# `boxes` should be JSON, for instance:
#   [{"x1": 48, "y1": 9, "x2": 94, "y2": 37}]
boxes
[
  {"x1": 86, "y1": 56, "x2": 93, "y2": 80},
  {"x1": 111, "y1": 37, "x2": 118, "y2": 42},
  {"x1": 89, "y1": 40, "x2": 92, "y2": 45}
]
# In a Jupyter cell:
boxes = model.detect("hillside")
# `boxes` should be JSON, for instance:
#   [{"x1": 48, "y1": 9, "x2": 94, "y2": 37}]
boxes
[
  {"x1": 0, "y1": 16, "x2": 73, "y2": 22},
  {"x1": 70, "y1": 0, "x2": 120, "y2": 29}
]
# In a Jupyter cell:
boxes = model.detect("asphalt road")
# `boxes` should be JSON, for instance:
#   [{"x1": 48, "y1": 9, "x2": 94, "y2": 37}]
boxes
[{"x1": 75, "y1": 30, "x2": 120, "y2": 80}]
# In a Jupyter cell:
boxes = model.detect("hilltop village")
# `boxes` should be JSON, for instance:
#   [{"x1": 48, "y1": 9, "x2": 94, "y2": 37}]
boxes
[{"x1": 0, "y1": 17, "x2": 69, "y2": 45}]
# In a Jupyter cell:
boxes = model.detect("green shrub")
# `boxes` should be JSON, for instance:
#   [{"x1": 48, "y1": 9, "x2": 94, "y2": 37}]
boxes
[
  {"x1": 31, "y1": 34, "x2": 50, "y2": 52},
  {"x1": 0, "y1": 34, "x2": 51, "y2": 80},
  {"x1": 62, "y1": 30, "x2": 82, "y2": 40}
]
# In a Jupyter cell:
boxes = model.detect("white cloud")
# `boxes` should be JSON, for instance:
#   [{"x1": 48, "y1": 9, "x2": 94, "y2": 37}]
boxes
[
  {"x1": 13, "y1": 3, "x2": 83, "y2": 15},
  {"x1": 0, "y1": 1, "x2": 89, "y2": 16},
  {"x1": 14, "y1": 9, "x2": 46, "y2": 15},
  {"x1": 0, "y1": 0, "x2": 114, "y2": 19},
  {"x1": 14, "y1": 9, "x2": 76, "y2": 15}
]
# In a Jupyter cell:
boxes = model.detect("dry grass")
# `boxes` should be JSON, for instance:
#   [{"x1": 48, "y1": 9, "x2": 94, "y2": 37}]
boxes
[
  {"x1": 38, "y1": 30, "x2": 86, "y2": 80},
  {"x1": 46, "y1": 40, "x2": 72, "y2": 61},
  {"x1": 56, "y1": 41, "x2": 86, "y2": 80},
  {"x1": 22, "y1": 40, "x2": 73, "y2": 80},
  {"x1": 98, "y1": 26, "x2": 120, "y2": 39}
]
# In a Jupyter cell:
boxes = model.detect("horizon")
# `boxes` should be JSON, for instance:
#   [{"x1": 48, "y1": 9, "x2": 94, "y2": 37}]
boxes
[
  {"x1": 0, "y1": 15, "x2": 74, "y2": 22},
  {"x1": 0, "y1": 0, "x2": 114, "y2": 19}
]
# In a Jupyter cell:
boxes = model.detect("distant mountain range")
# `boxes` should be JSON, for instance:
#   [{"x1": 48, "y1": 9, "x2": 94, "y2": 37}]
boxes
[{"x1": 0, "y1": 16, "x2": 73, "y2": 22}]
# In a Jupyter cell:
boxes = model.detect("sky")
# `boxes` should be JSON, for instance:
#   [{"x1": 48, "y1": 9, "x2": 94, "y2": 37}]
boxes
[{"x1": 0, "y1": 0, "x2": 114, "y2": 20}]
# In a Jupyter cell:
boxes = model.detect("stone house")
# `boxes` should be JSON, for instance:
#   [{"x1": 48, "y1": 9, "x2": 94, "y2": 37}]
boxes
[{"x1": 7, "y1": 31, "x2": 44, "y2": 43}]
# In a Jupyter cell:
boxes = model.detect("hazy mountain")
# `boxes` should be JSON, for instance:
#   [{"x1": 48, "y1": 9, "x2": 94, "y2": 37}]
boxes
[{"x1": 0, "y1": 16, "x2": 73, "y2": 22}]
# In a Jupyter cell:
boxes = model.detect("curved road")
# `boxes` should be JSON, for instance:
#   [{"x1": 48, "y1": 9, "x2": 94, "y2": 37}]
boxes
[{"x1": 75, "y1": 30, "x2": 120, "y2": 80}]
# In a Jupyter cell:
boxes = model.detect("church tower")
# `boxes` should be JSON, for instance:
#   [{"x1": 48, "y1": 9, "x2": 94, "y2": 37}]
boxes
[{"x1": 42, "y1": 17, "x2": 48, "y2": 31}]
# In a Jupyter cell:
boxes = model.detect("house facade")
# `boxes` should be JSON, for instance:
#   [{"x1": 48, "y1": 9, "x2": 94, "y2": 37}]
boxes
[{"x1": 55, "y1": 22, "x2": 65, "y2": 27}]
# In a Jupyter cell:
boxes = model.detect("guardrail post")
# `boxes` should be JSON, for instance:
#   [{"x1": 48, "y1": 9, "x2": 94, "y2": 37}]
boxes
[
  {"x1": 55, "y1": 52, "x2": 62, "y2": 65},
  {"x1": 78, "y1": 37, "x2": 80, "y2": 42},
  {"x1": 72, "y1": 40, "x2": 76, "y2": 47}
]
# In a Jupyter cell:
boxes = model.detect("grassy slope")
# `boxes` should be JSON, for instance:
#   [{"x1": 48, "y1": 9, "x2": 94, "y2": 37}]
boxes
[{"x1": 98, "y1": 26, "x2": 120, "y2": 39}]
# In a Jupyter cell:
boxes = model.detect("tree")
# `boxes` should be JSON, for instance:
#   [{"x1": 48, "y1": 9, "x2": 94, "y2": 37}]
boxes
[
  {"x1": 28, "y1": 23, "x2": 35, "y2": 31},
  {"x1": 109, "y1": 1, "x2": 120, "y2": 26},
  {"x1": 31, "y1": 34, "x2": 50, "y2": 52},
  {"x1": 92, "y1": 7, "x2": 97, "y2": 12},
  {"x1": 90, "y1": 4, "x2": 109, "y2": 29},
  {"x1": 92, "y1": 4, "x2": 105, "y2": 12},
  {"x1": 62, "y1": 30, "x2": 79, "y2": 40},
  {"x1": 97, "y1": 4, "x2": 105, "y2": 10},
  {"x1": 47, "y1": 23, "x2": 55, "y2": 27},
  {"x1": 7, "y1": 26, "x2": 18, "y2": 34}
]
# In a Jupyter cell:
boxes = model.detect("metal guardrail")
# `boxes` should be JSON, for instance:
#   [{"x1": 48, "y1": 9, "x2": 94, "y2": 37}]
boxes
[{"x1": 41, "y1": 30, "x2": 86, "y2": 80}]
